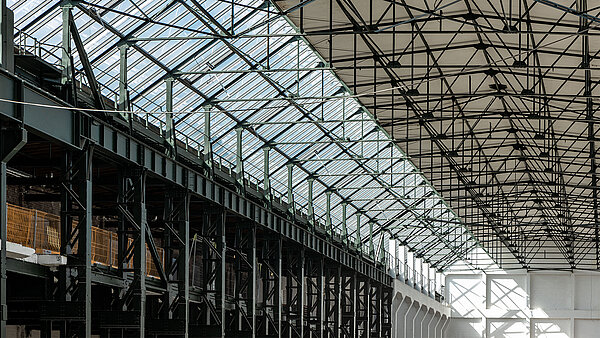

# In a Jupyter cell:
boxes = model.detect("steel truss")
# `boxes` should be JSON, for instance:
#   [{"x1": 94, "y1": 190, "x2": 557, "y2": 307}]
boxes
[{"x1": 2, "y1": 0, "x2": 483, "y2": 271}]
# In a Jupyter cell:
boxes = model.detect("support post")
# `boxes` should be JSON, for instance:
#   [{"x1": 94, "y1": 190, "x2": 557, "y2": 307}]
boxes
[
  {"x1": 177, "y1": 192, "x2": 190, "y2": 336},
  {"x1": 355, "y1": 213, "x2": 362, "y2": 254},
  {"x1": 341, "y1": 202, "x2": 348, "y2": 246},
  {"x1": 307, "y1": 177, "x2": 315, "y2": 229},
  {"x1": 160, "y1": 189, "x2": 190, "y2": 336},
  {"x1": 116, "y1": 168, "x2": 147, "y2": 337},
  {"x1": 132, "y1": 170, "x2": 147, "y2": 337},
  {"x1": 203, "y1": 105, "x2": 213, "y2": 173},
  {"x1": 0, "y1": 125, "x2": 26, "y2": 337},
  {"x1": 236, "y1": 126, "x2": 244, "y2": 189},
  {"x1": 60, "y1": 2, "x2": 74, "y2": 103},
  {"x1": 197, "y1": 209, "x2": 226, "y2": 336},
  {"x1": 287, "y1": 163, "x2": 294, "y2": 216},
  {"x1": 263, "y1": 146, "x2": 271, "y2": 203},
  {"x1": 259, "y1": 236, "x2": 282, "y2": 337},
  {"x1": 284, "y1": 246, "x2": 304, "y2": 337},
  {"x1": 230, "y1": 223, "x2": 256, "y2": 336},
  {"x1": 165, "y1": 77, "x2": 176, "y2": 158},
  {"x1": 57, "y1": 143, "x2": 93, "y2": 337},
  {"x1": 325, "y1": 190, "x2": 332, "y2": 236},
  {"x1": 368, "y1": 221, "x2": 375, "y2": 258},
  {"x1": 0, "y1": 0, "x2": 7, "y2": 70},
  {"x1": 118, "y1": 44, "x2": 130, "y2": 121}
]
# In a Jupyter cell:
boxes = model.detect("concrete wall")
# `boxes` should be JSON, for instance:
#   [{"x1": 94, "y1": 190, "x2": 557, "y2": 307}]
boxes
[
  {"x1": 445, "y1": 271, "x2": 600, "y2": 338},
  {"x1": 391, "y1": 278, "x2": 451, "y2": 338}
]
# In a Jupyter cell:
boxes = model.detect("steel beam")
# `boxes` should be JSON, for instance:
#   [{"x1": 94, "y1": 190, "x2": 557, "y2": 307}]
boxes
[
  {"x1": 0, "y1": 72, "x2": 393, "y2": 285},
  {"x1": 69, "y1": 11, "x2": 106, "y2": 111}
]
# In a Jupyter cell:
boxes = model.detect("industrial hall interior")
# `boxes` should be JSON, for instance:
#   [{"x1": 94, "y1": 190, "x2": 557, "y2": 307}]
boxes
[{"x1": 2, "y1": 0, "x2": 600, "y2": 337}]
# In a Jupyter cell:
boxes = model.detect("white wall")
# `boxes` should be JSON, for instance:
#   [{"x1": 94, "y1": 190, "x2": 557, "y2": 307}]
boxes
[
  {"x1": 391, "y1": 277, "x2": 451, "y2": 338},
  {"x1": 445, "y1": 272, "x2": 600, "y2": 338}
]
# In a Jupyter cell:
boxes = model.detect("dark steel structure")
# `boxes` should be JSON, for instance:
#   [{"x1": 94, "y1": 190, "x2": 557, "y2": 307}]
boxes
[
  {"x1": 0, "y1": 64, "x2": 393, "y2": 337},
  {"x1": 10, "y1": 0, "x2": 597, "y2": 335},
  {"x1": 0, "y1": 1, "x2": 401, "y2": 336},
  {"x1": 280, "y1": 0, "x2": 600, "y2": 271}
]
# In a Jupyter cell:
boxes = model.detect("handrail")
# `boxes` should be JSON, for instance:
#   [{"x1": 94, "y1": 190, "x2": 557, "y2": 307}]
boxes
[{"x1": 6, "y1": 203, "x2": 164, "y2": 278}]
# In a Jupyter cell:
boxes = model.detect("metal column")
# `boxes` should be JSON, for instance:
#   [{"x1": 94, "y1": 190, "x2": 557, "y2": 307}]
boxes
[
  {"x1": 165, "y1": 77, "x2": 176, "y2": 158},
  {"x1": 356, "y1": 276, "x2": 369, "y2": 338},
  {"x1": 0, "y1": 125, "x2": 26, "y2": 338},
  {"x1": 155, "y1": 189, "x2": 190, "y2": 336},
  {"x1": 229, "y1": 222, "x2": 256, "y2": 336},
  {"x1": 284, "y1": 246, "x2": 304, "y2": 338},
  {"x1": 196, "y1": 208, "x2": 226, "y2": 337},
  {"x1": 305, "y1": 256, "x2": 324, "y2": 338},
  {"x1": 324, "y1": 264, "x2": 341, "y2": 337},
  {"x1": 116, "y1": 168, "x2": 148, "y2": 337},
  {"x1": 340, "y1": 270, "x2": 355, "y2": 338},
  {"x1": 258, "y1": 235, "x2": 282, "y2": 337},
  {"x1": 56, "y1": 143, "x2": 93, "y2": 337}
]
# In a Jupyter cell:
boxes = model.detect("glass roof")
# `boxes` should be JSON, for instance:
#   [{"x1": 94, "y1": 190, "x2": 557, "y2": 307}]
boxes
[{"x1": 9, "y1": 0, "x2": 485, "y2": 270}]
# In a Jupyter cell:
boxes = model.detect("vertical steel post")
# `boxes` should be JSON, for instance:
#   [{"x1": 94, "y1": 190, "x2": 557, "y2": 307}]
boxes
[
  {"x1": 0, "y1": 162, "x2": 7, "y2": 337},
  {"x1": 118, "y1": 44, "x2": 129, "y2": 115},
  {"x1": 319, "y1": 258, "x2": 325, "y2": 337},
  {"x1": 263, "y1": 146, "x2": 271, "y2": 202},
  {"x1": 368, "y1": 221, "x2": 375, "y2": 258},
  {"x1": 79, "y1": 147, "x2": 93, "y2": 337},
  {"x1": 395, "y1": 241, "x2": 400, "y2": 278},
  {"x1": 277, "y1": 238, "x2": 282, "y2": 337},
  {"x1": 379, "y1": 233, "x2": 386, "y2": 265},
  {"x1": 0, "y1": 0, "x2": 4, "y2": 70},
  {"x1": 165, "y1": 77, "x2": 176, "y2": 157},
  {"x1": 287, "y1": 163, "x2": 294, "y2": 215},
  {"x1": 60, "y1": 3, "x2": 72, "y2": 89},
  {"x1": 353, "y1": 272, "x2": 358, "y2": 338},
  {"x1": 133, "y1": 170, "x2": 147, "y2": 337},
  {"x1": 0, "y1": 146, "x2": 35, "y2": 335},
  {"x1": 307, "y1": 177, "x2": 314, "y2": 229},
  {"x1": 178, "y1": 192, "x2": 190, "y2": 337},
  {"x1": 220, "y1": 212, "x2": 226, "y2": 338},
  {"x1": 251, "y1": 227, "x2": 257, "y2": 338},
  {"x1": 325, "y1": 191, "x2": 332, "y2": 236},
  {"x1": 355, "y1": 213, "x2": 362, "y2": 253},
  {"x1": 236, "y1": 127, "x2": 244, "y2": 189},
  {"x1": 299, "y1": 249, "x2": 305, "y2": 338},
  {"x1": 0, "y1": 0, "x2": 10, "y2": 71},
  {"x1": 341, "y1": 202, "x2": 348, "y2": 246},
  {"x1": 336, "y1": 265, "x2": 342, "y2": 338},
  {"x1": 203, "y1": 105, "x2": 213, "y2": 171}
]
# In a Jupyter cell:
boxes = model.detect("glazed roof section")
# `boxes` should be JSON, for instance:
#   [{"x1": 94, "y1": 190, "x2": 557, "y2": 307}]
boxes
[{"x1": 9, "y1": 0, "x2": 486, "y2": 270}]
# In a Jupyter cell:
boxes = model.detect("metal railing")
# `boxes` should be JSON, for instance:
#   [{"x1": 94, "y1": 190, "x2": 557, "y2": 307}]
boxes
[
  {"x1": 392, "y1": 256, "x2": 445, "y2": 303},
  {"x1": 6, "y1": 203, "x2": 165, "y2": 278}
]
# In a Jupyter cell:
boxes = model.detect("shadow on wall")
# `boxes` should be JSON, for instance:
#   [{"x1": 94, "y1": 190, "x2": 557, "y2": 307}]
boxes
[{"x1": 445, "y1": 273, "x2": 580, "y2": 338}]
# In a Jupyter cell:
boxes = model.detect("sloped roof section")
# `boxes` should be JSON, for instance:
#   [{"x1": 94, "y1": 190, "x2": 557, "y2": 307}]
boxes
[
  {"x1": 278, "y1": 0, "x2": 600, "y2": 270},
  {"x1": 9, "y1": 0, "x2": 488, "y2": 270}
]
